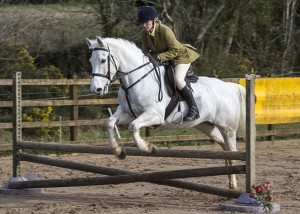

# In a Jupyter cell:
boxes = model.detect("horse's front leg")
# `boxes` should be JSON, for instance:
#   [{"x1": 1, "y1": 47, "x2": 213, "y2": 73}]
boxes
[
  {"x1": 128, "y1": 108, "x2": 164, "y2": 153},
  {"x1": 106, "y1": 107, "x2": 133, "y2": 159}
]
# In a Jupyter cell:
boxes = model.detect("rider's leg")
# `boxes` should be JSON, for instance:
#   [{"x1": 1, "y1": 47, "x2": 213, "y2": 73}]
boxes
[{"x1": 174, "y1": 64, "x2": 199, "y2": 121}]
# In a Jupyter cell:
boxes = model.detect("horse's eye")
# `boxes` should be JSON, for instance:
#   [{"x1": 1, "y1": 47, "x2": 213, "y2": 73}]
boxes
[{"x1": 101, "y1": 59, "x2": 106, "y2": 63}]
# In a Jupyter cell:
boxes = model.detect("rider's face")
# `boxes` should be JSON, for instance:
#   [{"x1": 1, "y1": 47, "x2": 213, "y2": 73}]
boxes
[{"x1": 143, "y1": 20, "x2": 154, "y2": 32}]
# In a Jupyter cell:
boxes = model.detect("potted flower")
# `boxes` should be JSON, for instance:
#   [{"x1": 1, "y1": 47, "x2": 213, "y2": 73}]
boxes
[{"x1": 250, "y1": 182, "x2": 274, "y2": 212}]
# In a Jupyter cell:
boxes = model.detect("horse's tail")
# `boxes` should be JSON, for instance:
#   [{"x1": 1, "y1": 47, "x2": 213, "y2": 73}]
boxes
[{"x1": 237, "y1": 84, "x2": 246, "y2": 140}]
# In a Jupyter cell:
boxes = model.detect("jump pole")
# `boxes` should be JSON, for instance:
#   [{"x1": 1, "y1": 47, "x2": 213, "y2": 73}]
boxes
[
  {"x1": 221, "y1": 74, "x2": 280, "y2": 213},
  {"x1": 8, "y1": 164, "x2": 245, "y2": 189},
  {"x1": 0, "y1": 72, "x2": 42, "y2": 195},
  {"x1": 17, "y1": 141, "x2": 246, "y2": 160},
  {"x1": 245, "y1": 73, "x2": 256, "y2": 193},
  {"x1": 10, "y1": 153, "x2": 244, "y2": 198},
  {"x1": 12, "y1": 71, "x2": 22, "y2": 178}
]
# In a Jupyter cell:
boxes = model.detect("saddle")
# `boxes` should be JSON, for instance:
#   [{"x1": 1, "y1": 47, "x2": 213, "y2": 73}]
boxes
[{"x1": 164, "y1": 64, "x2": 199, "y2": 120}]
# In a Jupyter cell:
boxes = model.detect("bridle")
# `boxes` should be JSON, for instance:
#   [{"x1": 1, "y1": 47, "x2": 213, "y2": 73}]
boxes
[
  {"x1": 91, "y1": 46, "x2": 163, "y2": 118},
  {"x1": 91, "y1": 47, "x2": 118, "y2": 83}
]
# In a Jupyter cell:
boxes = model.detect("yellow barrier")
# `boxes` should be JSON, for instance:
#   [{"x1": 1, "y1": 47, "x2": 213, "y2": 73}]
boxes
[{"x1": 240, "y1": 78, "x2": 300, "y2": 124}]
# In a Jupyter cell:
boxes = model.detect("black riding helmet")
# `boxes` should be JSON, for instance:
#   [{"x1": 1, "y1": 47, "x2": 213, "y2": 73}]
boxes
[{"x1": 137, "y1": 6, "x2": 158, "y2": 25}]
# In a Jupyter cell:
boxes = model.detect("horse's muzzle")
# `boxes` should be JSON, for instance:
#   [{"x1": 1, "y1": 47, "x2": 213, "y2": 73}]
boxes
[{"x1": 95, "y1": 88, "x2": 102, "y2": 95}]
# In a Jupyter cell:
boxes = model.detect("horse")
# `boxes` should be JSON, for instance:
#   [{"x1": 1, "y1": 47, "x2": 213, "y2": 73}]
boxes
[{"x1": 86, "y1": 36, "x2": 246, "y2": 189}]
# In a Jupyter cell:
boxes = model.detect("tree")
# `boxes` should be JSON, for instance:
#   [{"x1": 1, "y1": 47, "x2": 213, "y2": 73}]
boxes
[
  {"x1": 1, "y1": 0, "x2": 300, "y2": 77},
  {"x1": 281, "y1": 0, "x2": 298, "y2": 75}
]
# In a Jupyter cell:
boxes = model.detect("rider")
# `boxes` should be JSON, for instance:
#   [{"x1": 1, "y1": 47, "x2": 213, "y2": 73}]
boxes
[{"x1": 137, "y1": 6, "x2": 200, "y2": 121}]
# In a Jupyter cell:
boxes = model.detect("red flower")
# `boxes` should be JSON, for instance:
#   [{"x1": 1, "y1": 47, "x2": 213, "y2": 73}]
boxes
[
  {"x1": 256, "y1": 186, "x2": 264, "y2": 193},
  {"x1": 251, "y1": 182, "x2": 274, "y2": 212}
]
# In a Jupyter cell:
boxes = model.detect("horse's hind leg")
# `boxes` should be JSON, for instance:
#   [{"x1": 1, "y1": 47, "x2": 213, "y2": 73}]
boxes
[
  {"x1": 195, "y1": 122, "x2": 237, "y2": 189},
  {"x1": 194, "y1": 122, "x2": 226, "y2": 149},
  {"x1": 221, "y1": 130, "x2": 238, "y2": 189},
  {"x1": 107, "y1": 107, "x2": 133, "y2": 158}
]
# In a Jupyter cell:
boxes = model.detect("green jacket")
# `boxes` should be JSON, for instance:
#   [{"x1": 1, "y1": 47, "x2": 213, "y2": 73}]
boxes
[{"x1": 141, "y1": 21, "x2": 200, "y2": 66}]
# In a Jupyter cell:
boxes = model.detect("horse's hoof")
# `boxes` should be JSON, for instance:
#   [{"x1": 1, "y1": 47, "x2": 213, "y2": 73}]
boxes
[
  {"x1": 149, "y1": 144, "x2": 158, "y2": 155},
  {"x1": 118, "y1": 149, "x2": 127, "y2": 159}
]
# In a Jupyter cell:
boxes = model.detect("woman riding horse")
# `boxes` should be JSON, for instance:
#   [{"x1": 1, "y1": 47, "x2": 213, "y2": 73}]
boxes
[{"x1": 137, "y1": 6, "x2": 200, "y2": 121}]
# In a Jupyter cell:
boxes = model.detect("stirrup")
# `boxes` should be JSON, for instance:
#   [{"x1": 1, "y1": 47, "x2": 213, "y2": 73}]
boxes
[{"x1": 172, "y1": 102, "x2": 183, "y2": 124}]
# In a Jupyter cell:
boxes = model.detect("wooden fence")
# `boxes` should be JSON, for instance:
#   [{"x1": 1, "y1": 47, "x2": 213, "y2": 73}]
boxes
[{"x1": 0, "y1": 74, "x2": 299, "y2": 151}]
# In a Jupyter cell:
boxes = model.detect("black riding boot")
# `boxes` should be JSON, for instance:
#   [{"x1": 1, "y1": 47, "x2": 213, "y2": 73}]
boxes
[{"x1": 180, "y1": 85, "x2": 200, "y2": 121}]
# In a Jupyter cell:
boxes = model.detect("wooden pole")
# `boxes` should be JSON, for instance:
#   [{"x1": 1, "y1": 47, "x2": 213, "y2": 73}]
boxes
[
  {"x1": 70, "y1": 75, "x2": 78, "y2": 141},
  {"x1": 267, "y1": 124, "x2": 275, "y2": 143},
  {"x1": 12, "y1": 72, "x2": 22, "y2": 177},
  {"x1": 8, "y1": 164, "x2": 245, "y2": 189},
  {"x1": 17, "y1": 141, "x2": 246, "y2": 160},
  {"x1": 145, "y1": 127, "x2": 151, "y2": 137},
  {"x1": 267, "y1": 73, "x2": 275, "y2": 143},
  {"x1": 245, "y1": 73, "x2": 256, "y2": 193},
  {"x1": 18, "y1": 153, "x2": 243, "y2": 198}
]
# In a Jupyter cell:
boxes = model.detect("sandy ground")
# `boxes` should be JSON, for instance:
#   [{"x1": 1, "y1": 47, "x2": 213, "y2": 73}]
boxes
[{"x1": 0, "y1": 141, "x2": 299, "y2": 214}]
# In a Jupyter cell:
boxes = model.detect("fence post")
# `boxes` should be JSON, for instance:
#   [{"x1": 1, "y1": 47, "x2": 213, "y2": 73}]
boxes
[
  {"x1": 267, "y1": 124, "x2": 274, "y2": 143},
  {"x1": 267, "y1": 73, "x2": 275, "y2": 143},
  {"x1": 12, "y1": 72, "x2": 22, "y2": 177},
  {"x1": 245, "y1": 73, "x2": 256, "y2": 193},
  {"x1": 145, "y1": 127, "x2": 151, "y2": 137},
  {"x1": 70, "y1": 75, "x2": 78, "y2": 141}
]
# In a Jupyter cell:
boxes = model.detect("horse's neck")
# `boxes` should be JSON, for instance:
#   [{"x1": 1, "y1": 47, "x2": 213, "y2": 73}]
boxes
[
  {"x1": 107, "y1": 39, "x2": 162, "y2": 90},
  {"x1": 118, "y1": 63, "x2": 154, "y2": 89},
  {"x1": 117, "y1": 51, "x2": 153, "y2": 87}
]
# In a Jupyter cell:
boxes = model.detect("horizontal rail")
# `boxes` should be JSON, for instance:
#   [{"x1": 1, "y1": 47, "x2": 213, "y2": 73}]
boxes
[
  {"x1": 0, "y1": 98, "x2": 118, "y2": 108},
  {"x1": 18, "y1": 153, "x2": 243, "y2": 198},
  {"x1": 0, "y1": 79, "x2": 121, "y2": 86},
  {"x1": 0, "y1": 79, "x2": 12, "y2": 85},
  {"x1": 8, "y1": 163, "x2": 245, "y2": 189},
  {"x1": 17, "y1": 141, "x2": 246, "y2": 160},
  {"x1": 22, "y1": 119, "x2": 107, "y2": 128},
  {"x1": 0, "y1": 119, "x2": 106, "y2": 129},
  {"x1": 0, "y1": 78, "x2": 239, "y2": 86}
]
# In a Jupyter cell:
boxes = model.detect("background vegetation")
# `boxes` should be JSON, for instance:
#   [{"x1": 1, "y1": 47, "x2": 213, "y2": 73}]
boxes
[{"x1": 0, "y1": 0, "x2": 300, "y2": 142}]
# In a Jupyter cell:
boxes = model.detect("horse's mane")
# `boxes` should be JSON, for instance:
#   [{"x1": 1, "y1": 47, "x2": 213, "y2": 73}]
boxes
[
  {"x1": 89, "y1": 37, "x2": 145, "y2": 68},
  {"x1": 104, "y1": 37, "x2": 143, "y2": 54}
]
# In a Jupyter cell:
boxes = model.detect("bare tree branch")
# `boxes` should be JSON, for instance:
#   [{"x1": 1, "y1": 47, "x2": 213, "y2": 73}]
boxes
[{"x1": 195, "y1": 2, "x2": 226, "y2": 45}]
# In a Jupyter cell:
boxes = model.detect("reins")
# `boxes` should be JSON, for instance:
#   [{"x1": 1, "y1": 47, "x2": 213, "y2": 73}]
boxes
[{"x1": 117, "y1": 63, "x2": 154, "y2": 119}]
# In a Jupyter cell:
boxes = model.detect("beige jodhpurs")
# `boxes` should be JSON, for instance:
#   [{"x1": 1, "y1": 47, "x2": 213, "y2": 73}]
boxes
[{"x1": 174, "y1": 63, "x2": 191, "y2": 90}]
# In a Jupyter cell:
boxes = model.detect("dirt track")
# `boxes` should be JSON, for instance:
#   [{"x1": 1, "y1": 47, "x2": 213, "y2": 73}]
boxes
[{"x1": 0, "y1": 141, "x2": 299, "y2": 214}]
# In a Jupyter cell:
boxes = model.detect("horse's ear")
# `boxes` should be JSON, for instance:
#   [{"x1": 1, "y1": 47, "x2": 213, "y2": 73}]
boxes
[
  {"x1": 96, "y1": 36, "x2": 105, "y2": 47},
  {"x1": 86, "y1": 38, "x2": 92, "y2": 48}
]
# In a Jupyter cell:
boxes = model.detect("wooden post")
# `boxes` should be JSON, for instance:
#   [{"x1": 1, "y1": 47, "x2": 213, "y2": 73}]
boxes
[
  {"x1": 17, "y1": 141, "x2": 246, "y2": 160},
  {"x1": 145, "y1": 127, "x2": 151, "y2": 137},
  {"x1": 213, "y1": 70, "x2": 218, "y2": 78},
  {"x1": 70, "y1": 76, "x2": 78, "y2": 141},
  {"x1": 267, "y1": 124, "x2": 274, "y2": 143},
  {"x1": 267, "y1": 73, "x2": 275, "y2": 143},
  {"x1": 245, "y1": 73, "x2": 256, "y2": 193},
  {"x1": 12, "y1": 72, "x2": 22, "y2": 177}
]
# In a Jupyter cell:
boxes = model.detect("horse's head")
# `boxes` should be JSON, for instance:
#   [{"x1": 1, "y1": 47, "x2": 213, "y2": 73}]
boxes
[{"x1": 86, "y1": 36, "x2": 118, "y2": 95}]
